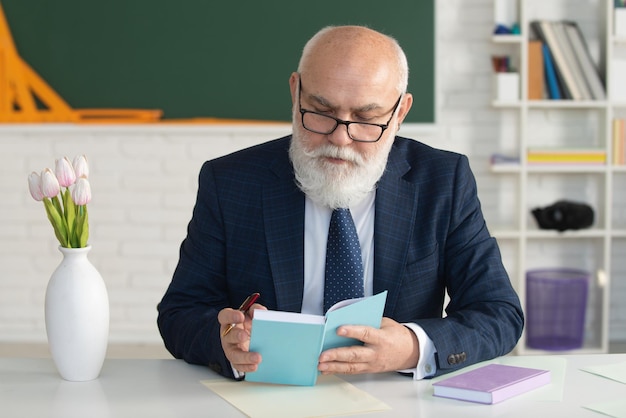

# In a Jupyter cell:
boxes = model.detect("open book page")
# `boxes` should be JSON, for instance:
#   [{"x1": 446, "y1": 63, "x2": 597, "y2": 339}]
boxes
[{"x1": 323, "y1": 291, "x2": 387, "y2": 350}]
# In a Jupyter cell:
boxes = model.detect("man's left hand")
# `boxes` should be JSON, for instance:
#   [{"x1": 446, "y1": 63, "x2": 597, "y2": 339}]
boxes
[{"x1": 317, "y1": 317, "x2": 420, "y2": 375}]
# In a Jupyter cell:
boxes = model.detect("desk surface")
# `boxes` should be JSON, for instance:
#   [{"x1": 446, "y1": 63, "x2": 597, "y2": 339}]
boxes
[{"x1": 1, "y1": 354, "x2": 625, "y2": 417}]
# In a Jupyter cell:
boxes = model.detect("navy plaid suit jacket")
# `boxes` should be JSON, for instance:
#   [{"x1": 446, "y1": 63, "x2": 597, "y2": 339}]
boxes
[{"x1": 157, "y1": 135, "x2": 523, "y2": 378}]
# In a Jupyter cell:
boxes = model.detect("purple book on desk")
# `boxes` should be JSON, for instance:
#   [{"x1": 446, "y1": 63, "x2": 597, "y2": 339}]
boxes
[{"x1": 432, "y1": 364, "x2": 551, "y2": 404}]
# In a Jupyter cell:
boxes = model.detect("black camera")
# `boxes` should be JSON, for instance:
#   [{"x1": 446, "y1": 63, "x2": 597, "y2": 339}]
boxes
[{"x1": 531, "y1": 200, "x2": 594, "y2": 232}]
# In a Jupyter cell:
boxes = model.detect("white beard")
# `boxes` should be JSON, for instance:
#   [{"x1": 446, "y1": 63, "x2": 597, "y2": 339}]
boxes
[{"x1": 289, "y1": 123, "x2": 393, "y2": 209}]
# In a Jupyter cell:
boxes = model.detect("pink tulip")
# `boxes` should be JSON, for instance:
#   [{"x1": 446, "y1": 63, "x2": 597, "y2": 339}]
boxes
[
  {"x1": 55, "y1": 157, "x2": 76, "y2": 188},
  {"x1": 71, "y1": 177, "x2": 92, "y2": 205},
  {"x1": 41, "y1": 168, "x2": 60, "y2": 198},
  {"x1": 29, "y1": 155, "x2": 93, "y2": 248},
  {"x1": 72, "y1": 155, "x2": 89, "y2": 179},
  {"x1": 27, "y1": 172, "x2": 45, "y2": 201}
]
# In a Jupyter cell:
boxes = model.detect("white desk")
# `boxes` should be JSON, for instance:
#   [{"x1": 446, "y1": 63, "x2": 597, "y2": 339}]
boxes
[{"x1": 1, "y1": 354, "x2": 624, "y2": 417}]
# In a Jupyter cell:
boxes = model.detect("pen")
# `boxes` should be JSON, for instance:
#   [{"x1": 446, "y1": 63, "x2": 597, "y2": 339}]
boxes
[{"x1": 221, "y1": 292, "x2": 260, "y2": 336}]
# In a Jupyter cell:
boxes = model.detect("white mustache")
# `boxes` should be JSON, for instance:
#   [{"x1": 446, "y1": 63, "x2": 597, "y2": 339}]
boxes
[{"x1": 303, "y1": 144, "x2": 365, "y2": 166}]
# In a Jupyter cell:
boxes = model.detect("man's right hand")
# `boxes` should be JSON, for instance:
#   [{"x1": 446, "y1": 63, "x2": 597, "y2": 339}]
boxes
[{"x1": 218, "y1": 303, "x2": 265, "y2": 373}]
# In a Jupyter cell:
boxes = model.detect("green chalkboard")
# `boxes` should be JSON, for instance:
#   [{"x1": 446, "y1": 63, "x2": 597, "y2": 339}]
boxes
[{"x1": 2, "y1": 1, "x2": 434, "y2": 122}]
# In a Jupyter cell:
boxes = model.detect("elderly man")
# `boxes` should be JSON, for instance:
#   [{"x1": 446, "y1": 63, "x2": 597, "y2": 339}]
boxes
[{"x1": 157, "y1": 25, "x2": 523, "y2": 380}]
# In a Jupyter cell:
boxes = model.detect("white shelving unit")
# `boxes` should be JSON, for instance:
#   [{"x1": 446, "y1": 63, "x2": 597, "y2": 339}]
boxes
[{"x1": 490, "y1": 0, "x2": 626, "y2": 354}]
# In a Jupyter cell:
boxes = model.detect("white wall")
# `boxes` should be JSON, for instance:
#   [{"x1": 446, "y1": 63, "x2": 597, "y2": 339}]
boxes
[{"x1": 1, "y1": 0, "x2": 624, "y2": 344}]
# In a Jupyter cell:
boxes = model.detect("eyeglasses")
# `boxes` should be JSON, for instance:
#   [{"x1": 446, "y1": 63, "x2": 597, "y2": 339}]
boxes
[{"x1": 298, "y1": 79, "x2": 402, "y2": 143}]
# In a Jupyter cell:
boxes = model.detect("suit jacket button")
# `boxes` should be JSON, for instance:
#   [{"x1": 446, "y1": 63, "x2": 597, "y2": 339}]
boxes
[
  {"x1": 447, "y1": 354, "x2": 457, "y2": 365},
  {"x1": 459, "y1": 352, "x2": 467, "y2": 362}
]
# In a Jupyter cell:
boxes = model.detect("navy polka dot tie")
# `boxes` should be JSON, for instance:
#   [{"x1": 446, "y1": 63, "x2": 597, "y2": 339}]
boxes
[{"x1": 324, "y1": 208, "x2": 364, "y2": 313}]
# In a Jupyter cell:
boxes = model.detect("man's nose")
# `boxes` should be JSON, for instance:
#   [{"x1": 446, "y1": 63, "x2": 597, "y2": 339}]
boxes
[{"x1": 327, "y1": 122, "x2": 353, "y2": 146}]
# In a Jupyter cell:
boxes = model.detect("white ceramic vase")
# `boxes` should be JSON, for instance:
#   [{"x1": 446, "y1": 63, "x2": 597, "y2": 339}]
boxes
[{"x1": 45, "y1": 245, "x2": 109, "y2": 381}]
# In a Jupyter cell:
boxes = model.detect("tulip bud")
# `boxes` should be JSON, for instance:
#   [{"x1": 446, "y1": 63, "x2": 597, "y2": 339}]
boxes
[
  {"x1": 41, "y1": 168, "x2": 60, "y2": 198},
  {"x1": 72, "y1": 155, "x2": 89, "y2": 179},
  {"x1": 55, "y1": 157, "x2": 76, "y2": 188},
  {"x1": 71, "y1": 177, "x2": 92, "y2": 206},
  {"x1": 27, "y1": 172, "x2": 45, "y2": 201}
]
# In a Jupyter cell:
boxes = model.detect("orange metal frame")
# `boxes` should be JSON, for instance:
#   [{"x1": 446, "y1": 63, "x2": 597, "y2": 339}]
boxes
[{"x1": 0, "y1": 3, "x2": 162, "y2": 123}]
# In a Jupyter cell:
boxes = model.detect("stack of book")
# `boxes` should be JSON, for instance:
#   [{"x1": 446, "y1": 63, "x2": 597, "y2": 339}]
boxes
[
  {"x1": 527, "y1": 147, "x2": 606, "y2": 164},
  {"x1": 530, "y1": 20, "x2": 605, "y2": 100},
  {"x1": 613, "y1": 118, "x2": 625, "y2": 165}
]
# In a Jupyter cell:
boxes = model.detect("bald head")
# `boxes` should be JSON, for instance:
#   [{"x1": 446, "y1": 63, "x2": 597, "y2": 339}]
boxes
[{"x1": 297, "y1": 26, "x2": 409, "y2": 95}]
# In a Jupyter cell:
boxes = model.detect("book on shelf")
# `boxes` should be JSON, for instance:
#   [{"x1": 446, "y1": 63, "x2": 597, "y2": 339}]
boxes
[
  {"x1": 527, "y1": 147, "x2": 606, "y2": 164},
  {"x1": 563, "y1": 21, "x2": 606, "y2": 100},
  {"x1": 527, "y1": 40, "x2": 544, "y2": 100},
  {"x1": 542, "y1": 43, "x2": 562, "y2": 99},
  {"x1": 432, "y1": 364, "x2": 551, "y2": 404},
  {"x1": 246, "y1": 291, "x2": 387, "y2": 386},
  {"x1": 531, "y1": 20, "x2": 578, "y2": 100},
  {"x1": 613, "y1": 118, "x2": 625, "y2": 165},
  {"x1": 552, "y1": 21, "x2": 593, "y2": 100},
  {"x1": 490, "y1": 153, "x2": 520, "y2": 165}
]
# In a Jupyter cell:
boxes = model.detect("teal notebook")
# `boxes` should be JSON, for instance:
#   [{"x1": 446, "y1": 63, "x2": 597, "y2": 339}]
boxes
[{"x1": 246, "y1": 290, "x2": 388, "y2": 386}]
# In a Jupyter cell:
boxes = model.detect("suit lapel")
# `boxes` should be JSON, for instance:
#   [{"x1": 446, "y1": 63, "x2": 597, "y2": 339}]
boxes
[
  {"x1": 263, "y1": 148, "x2": 305, "y2": 312},
  {"x1": 374, "y1": 146, "x2": 418, "y2": 316}
]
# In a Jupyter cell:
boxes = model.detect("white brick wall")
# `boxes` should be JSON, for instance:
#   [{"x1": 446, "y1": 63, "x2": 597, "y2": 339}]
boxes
[
  {"x1": 0, "y1": 125, "x2": 291, "y2": 343},
  {"x1": 1, "y1": 0, "x2": 624, "y2": 345}
]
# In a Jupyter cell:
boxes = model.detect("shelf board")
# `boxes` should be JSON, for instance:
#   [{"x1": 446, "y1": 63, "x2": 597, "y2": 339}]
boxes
[
  {"x1": 527, "y1": 100, "x2": 608, "y2": 109},
  {"x1": 491, "y1": 34, "x2": 523, "y2": 44},
  {"x1": 525, "y1": 229, "x2": 606, "y2": 239},
  {"x1": 611, "y1": 230, "x2": 626, "y2": 238},
  {"x1": 492, "y1": 229, "x2": 521, "y2": 240},
  {"x1": 490, "y1": 163, "x2": 607, "y2": 173},
  {"x1": 490, "y1": 163, "x2": 520, "y2": 173},
  {"x1": 493, "y1": 229, "x2": 609, "y2": 240},
  {"x1": 492, "y1": 100, "x2": 608, "y2": 109},
  {"x1": 525, "y1": 164, "x2": 607, "y2": 173}
]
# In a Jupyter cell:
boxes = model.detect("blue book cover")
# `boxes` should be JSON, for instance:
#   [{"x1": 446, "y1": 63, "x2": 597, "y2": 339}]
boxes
[
  {"x1": 542, "y1": 43, "x2": 562, "y2": 99},
  {"x1": 246, "y1": 291, "x2": 388, "y2": 386}
]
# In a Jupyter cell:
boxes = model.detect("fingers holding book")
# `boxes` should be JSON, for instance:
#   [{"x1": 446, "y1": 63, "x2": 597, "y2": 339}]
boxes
[
  {"x1": 218, "y1": 295, "x2": 266, "y2": 373},
  {"x1": 318, "y1": 317, "x2": 420, "y2": 375}
]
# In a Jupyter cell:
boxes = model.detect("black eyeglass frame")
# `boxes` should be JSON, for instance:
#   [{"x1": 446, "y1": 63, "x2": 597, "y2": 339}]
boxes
[{"x1": 298, "y1": 79, "x2": 403, "y2": 143}]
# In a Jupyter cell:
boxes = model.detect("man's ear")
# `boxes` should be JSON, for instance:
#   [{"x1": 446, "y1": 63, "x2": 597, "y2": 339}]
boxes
[
  {"x1": 396, "y1": 93, "x2": 413, "y2": 125},
  {"x1": 289, "y1": 72, "x2": 299, "y2": 105}
]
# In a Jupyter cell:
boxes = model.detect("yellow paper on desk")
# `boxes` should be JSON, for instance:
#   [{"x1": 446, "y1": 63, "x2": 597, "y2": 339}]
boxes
[{"x1": 201, "y1": 374, "x2": 390, "y2": 418}]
